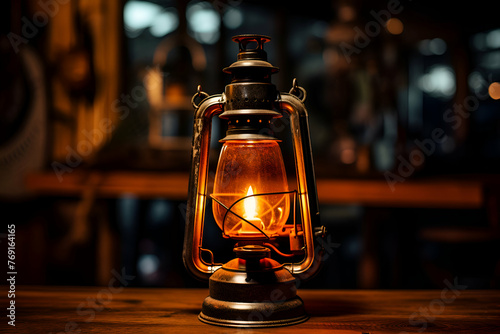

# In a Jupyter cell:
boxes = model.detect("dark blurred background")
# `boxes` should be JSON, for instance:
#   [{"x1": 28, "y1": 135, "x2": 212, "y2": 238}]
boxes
[{"x1": 1, "y1": 0, "x2": 499, "y2": 290}]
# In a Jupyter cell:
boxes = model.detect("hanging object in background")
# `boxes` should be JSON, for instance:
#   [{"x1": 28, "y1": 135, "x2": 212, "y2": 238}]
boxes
[
  {"x1": 146, "y1": 33, "x2": 206, "y2": 150},
  {"x1": 91, "y1": 6, "x2": 207, "y2": 170},
  {"x1": 183, "y1": 35, "x2": 327, "y2": 328}
]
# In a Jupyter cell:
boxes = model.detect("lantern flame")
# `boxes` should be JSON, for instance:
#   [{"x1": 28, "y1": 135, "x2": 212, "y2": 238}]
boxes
[{"x1": 243, "y1": 186, "x2": 257, "y2": 219}]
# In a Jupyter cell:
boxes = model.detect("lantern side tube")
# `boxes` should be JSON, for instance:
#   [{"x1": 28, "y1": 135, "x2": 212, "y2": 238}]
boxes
[
  {"x1": 183, "y1": 94, "x2": 223, "y2": 281},
  {"x1": 279, "y1": 93, "x2": 324, "y2": 281}
]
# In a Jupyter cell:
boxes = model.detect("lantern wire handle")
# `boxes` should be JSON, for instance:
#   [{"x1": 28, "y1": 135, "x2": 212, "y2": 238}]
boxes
[
  {"x1": 211, "y1": 194, "x2": 270, "y2": 239},
  {"x1": 224, "y1": 190, "x2": 296, "y2": 238},
  {"x1": 199, "y1": 247, "x2": 217, "y2": 266},
  {"x1": 262, "y1": 242, "x2": 297, "y2": 258},
  {"x1": 210, "y1": 190, "x2": 297, "y2": 239}
]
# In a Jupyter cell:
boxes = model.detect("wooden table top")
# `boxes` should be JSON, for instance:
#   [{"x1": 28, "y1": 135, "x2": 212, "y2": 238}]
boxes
[{"x1": 7, "y1": 286, "x2": 500, "y2": 333}]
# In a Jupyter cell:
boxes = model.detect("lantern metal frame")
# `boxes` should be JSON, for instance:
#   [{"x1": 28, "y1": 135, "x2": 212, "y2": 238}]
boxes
[{"x1": 183, "y1": 90, "x2": 324, "y2": 279}]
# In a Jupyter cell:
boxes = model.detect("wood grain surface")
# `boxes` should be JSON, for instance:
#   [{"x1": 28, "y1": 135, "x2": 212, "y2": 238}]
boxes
[{"x1": 4, "y1": 286, "x2": 500, "y2": 333}]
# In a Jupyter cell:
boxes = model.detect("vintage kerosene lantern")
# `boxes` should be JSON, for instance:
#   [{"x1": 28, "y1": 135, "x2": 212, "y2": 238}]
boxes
[{"x1": 183, "y1": 34, "x2": 326, "y2": 328}]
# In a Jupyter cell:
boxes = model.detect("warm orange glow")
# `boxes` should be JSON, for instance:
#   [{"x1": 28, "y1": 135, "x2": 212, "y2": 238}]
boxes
[
  {"x1": 488, "y1": 82, "x2": 500, "y2": 100},
  {"x1": 338, "y1": 5, "x2": 356, "y2": 22},
  {"x1": 164, "y1": 84, "x2": 186, "y2": 105},
  {"x1": 386, "y1": 18, "x2": 404, "y2": 35},
  {"x1": 243, "y1": 186, "x2": 257, "y2": 219},
  {"x1": 239, "y1": 186, "x2": 264, "y2": 234},
  {"x1": 340, "y1": 149, "x2": 356, "y2": 164},
  {"x1": 212, "y1": 140, "x2": 290, "y2": 239}
]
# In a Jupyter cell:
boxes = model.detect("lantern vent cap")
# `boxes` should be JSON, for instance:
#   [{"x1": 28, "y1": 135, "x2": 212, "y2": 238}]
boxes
[{"x1": 223, "y1": 34, "x2": 279, "y2": 74}]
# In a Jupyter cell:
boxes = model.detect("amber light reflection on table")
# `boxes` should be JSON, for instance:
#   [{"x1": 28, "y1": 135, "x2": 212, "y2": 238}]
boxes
[{"x1": 9, "y1": 286, "x2": 500, "y2": 333}]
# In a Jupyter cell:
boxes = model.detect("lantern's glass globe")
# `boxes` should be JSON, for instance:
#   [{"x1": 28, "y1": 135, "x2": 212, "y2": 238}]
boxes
[{"x1": 212, "y1": 140, "x2": 290, "y2": 239}]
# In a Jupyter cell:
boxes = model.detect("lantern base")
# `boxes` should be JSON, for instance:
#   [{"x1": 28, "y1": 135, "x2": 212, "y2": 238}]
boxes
[
  {"x1": 199, "y1": 297, "x2": 308, "y2": 328},
  {"x1": 199, "y1": 245, "x2": 308, "y2": 328}
]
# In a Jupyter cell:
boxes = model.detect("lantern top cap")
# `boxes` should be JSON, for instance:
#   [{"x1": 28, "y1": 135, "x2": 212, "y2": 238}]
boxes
[
  {"x1": 223, "y1": 34, "x2": 279, "y2": 74},
  {"x1": 232, "y1": 34, "x2": 271, "y2": 45}
]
